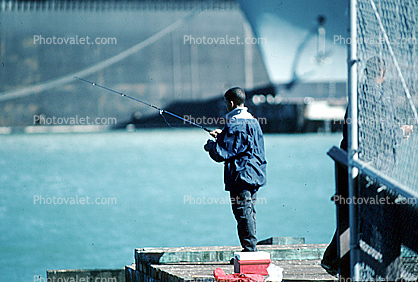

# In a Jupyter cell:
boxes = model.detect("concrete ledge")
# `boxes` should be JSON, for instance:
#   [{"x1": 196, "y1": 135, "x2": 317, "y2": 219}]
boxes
[
  {"x1": 135, "y1": 244, "x2": 327, "y2": 266},
  {"x1": 129, "y1": 242, "x2": 332, "y2": 282},
  {"x1": 128, "y1": 259, "x2": 336, "y2": 282},
  {"x1": 125, "y1": 264, "x2": 140, "y2": 282},
  {"x1": 47, "y1": 268, "x2": 125, "y2": 282}
]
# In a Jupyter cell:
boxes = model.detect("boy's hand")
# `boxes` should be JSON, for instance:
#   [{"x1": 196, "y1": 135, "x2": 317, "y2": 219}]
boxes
[
  {"x1": 210, "y1": 129, "x2": 222, "y2": 138},
  {"x1": 401, "y1": 125, "x2": 413, "y2": 140}
]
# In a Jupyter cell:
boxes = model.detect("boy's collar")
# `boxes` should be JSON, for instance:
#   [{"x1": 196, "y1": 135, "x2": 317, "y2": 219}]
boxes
[{"x1": 226, "y1": 106, "x2": 247, "y2": 118}]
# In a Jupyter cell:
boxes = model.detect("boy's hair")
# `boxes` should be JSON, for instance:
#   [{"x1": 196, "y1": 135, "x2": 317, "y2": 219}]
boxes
[
  {"x1": 365, "y1": 56, "x2": 386, "y2": 79},
  {"x1": 224, "y1": 87, "x2": 246, "y2": 105}
]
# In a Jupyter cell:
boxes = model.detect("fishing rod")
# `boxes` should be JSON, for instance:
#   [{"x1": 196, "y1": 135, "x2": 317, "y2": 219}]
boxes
[{"x1": 74, "y1": 76, "x2": 211, "y2": 133}]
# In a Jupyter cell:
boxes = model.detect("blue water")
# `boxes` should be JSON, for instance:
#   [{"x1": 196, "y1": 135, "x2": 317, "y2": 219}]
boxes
[{"x1": 0, "y1": 130, "x2": 341, "y2": 281}]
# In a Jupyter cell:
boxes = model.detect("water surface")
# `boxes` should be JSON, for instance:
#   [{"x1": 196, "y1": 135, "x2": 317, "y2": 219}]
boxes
[{"x1": 0, "y1": 129, "x2": 342, "y2": 281}]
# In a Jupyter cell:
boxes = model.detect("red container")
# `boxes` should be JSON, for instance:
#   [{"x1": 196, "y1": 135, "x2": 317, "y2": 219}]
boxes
[{"x1": 234, "y1": 252, "x2": 271, "y2": 275}]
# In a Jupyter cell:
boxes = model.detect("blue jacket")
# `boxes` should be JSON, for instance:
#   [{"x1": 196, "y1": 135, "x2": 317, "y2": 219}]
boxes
[{"x1": 206, "y1": 107, "x2": 267, "y2": 192}]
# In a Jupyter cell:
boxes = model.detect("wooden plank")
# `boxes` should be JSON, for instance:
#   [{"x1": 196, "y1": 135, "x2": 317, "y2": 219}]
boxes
[
  {"x1": 327, "y1": 146, "x2": 348, "y2": 167},
  {"x1": 135, "y1": 245, "x2": 327, "y2": 265},
  {"x1": 149, "y1": 260, "x2": 337, "y2": 282}
]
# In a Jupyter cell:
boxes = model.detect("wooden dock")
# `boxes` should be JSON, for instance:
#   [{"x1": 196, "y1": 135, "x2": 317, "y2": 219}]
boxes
[{"x1": 125, "y1": 239, "x2": 338, "y2": 282}]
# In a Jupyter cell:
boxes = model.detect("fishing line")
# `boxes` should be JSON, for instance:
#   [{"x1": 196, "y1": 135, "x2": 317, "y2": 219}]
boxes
[
  {"x1": 159, "y1": 110, "x2": 173, "y2": 129},
  {"x1": 74, "y1": 76, "x2": 211, "y2": 132}
]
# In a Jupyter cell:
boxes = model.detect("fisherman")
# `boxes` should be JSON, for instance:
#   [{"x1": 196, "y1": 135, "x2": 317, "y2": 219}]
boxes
[
  {"x1": 204, "y1": 87, "x2": 267, "y2": 252},
  {"x1": 321, "y1": 56, "x2": 413, "y2": 277}
]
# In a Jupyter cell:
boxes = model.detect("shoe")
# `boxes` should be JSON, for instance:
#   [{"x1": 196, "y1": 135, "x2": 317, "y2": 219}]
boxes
[{"x1": 320, "y1": 260, "x2": 339, "y2": 277}]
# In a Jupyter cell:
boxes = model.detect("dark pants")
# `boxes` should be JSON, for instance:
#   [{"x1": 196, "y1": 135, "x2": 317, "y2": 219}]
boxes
[
  {"x1": 323, "y1": 162, "x2": 350, "y2": 277},
  {"x1": 230, "y1": 189, "x2": 258, "y2": 252}
]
